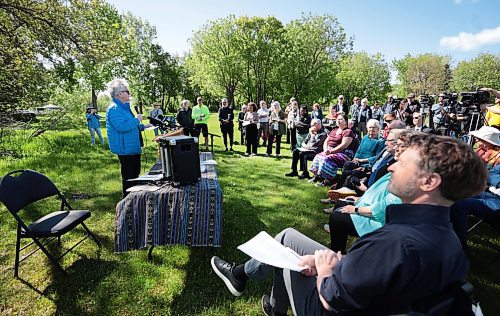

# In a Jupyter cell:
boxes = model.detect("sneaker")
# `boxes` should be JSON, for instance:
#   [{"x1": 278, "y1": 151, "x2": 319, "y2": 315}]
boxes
[
  {"x1": 250, "y1": 153, "x2": 257, "y2": 157},
  {"x1": 261, "y1": 294, "x2": 273, "y2": 316},
  {"x1": 324, "y1": 224, "x2": 330, "y2": 233},
  {"x1": 245, "y1": 153, "x2": 250, "y2": 156},
  {"x1": 265, "y1": 153, "x2": 270, "y2": 157},
  {"x1": 320, "y1": 198, "x2": 334, "y2": 204},
  {"x1": 323, "y1": 207, "x2": 335, "y2": 214},
  {"x1": 275, "y1": 154, "x2": 280, "y2": 158},
  {"x1": 308, "y1": 177, "x2": 316, "y2": 183},
  {"x1": 297, "y1": 172, "x2": 311, "y2": 179},
  {"x1": 210, "y1": 256, "x2": 246, "y2": 296},
  {"x1": 285, "y1": 171, "x2": 299, "y2": 177},
  {"x1": 315, "y1": 181, "x2": 328, "y2": 187}
]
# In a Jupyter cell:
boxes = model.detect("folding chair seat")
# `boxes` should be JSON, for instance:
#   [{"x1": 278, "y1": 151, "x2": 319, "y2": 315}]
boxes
[{"x1": 0, "y1": 169, "x2": 100, "y2": 278}]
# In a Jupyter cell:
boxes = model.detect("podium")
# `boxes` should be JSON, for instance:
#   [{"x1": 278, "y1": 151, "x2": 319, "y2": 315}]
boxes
[{"x1": 158, "y1": 135, "x2": 201, "y2": 186}]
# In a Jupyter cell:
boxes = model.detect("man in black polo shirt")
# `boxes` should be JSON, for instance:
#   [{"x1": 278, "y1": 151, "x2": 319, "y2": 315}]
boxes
[{"x1": 211, "y1": 133, "x2": 487, "y2": 315}]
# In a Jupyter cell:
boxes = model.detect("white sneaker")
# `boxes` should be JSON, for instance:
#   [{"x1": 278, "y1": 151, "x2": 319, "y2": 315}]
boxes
[{"x1": 250, "y1": 153, "x2": 257, "y2": 157}]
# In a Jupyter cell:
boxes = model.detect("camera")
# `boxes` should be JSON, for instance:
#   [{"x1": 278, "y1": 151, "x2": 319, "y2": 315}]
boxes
[{"x1": 460, "y1": 90, "x2": 490, "y2": 111}]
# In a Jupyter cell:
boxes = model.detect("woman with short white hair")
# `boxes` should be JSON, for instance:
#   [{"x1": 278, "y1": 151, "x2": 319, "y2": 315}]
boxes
[
  {"x1": 106, "y1": 79, "x2": 148, "y2": 197},
  {"x1": 266, "y1": 101, "x2": 286, "y2": 157}
]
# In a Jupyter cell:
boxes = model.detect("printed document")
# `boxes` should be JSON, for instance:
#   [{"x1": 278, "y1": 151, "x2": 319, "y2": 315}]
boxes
[{"x1": 237, "y1": 231, "x2": 305, "y2": 272}]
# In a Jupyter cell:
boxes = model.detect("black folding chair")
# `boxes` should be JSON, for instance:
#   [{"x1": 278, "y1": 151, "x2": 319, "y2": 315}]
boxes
[{"x1": 0, "y1": 169, "x2": 101, "y2": 278}]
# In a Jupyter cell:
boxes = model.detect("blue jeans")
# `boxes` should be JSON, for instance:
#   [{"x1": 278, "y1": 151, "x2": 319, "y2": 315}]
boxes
[{"x1": 89, "y1": 127, "x2": 104, "y2": 145}]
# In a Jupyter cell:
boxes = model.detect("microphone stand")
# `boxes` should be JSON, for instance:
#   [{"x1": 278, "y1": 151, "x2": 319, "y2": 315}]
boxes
[{"x1": 207, "y1": 132, "x2": 221, "y2": 155}]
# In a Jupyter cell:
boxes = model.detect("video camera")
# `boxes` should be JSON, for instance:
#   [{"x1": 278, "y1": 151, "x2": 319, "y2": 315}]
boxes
[
  {"x1": 460, "y1": 90, "x2": 490, "y2": 112},
  {"x1": 418, "y1": 94, "x2": 435, "y2": 108},
  {"x1": 148, "y1": 114, "x2": 177, "y2": 131}
]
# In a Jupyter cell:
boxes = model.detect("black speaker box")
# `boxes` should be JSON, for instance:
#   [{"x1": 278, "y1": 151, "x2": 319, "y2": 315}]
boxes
[{"x1": 158, "y1": 135, "x2": 201, "y2": 186}]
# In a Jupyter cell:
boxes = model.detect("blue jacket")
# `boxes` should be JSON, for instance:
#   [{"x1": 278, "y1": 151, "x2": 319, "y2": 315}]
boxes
[
  {"x1": 86, "y1": 113, "x2": 101, "y2": 129},
  {"x1": 106, "y1": 98, "x2": 144, "y2": 155}
]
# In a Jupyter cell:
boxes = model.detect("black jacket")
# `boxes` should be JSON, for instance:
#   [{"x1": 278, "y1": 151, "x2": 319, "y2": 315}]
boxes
[{"x1": 177, "y1": 108, "x2": 194, "y2": 128}]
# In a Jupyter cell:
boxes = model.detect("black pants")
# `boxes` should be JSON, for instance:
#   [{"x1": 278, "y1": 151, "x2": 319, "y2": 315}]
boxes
[
  {"x1": 245, "y1": 124, "x2": 258, "y2": 154},
  {"x1": 328, "y1": 202, "x2": 359, "y2": 254},
  {"x1": 289, "y1": 127, "x2": 297, "y2": 150},
  {"x1": 337, "y1": 160, "x2": 360, "y2": 187},
  {"x1": 221, "y1": 123, "x2": 234, "y2": 149},
  {"x1": 239, "y1": 125, "x2": 246, "y2": 145},
  {"x1": 258, "y1": 122, "x2": 269, "y2": 146},
  {"x1": 266, "y1": 129, "x2": 282, "y2": 155},
  {"x1": 118, "y1": 154, "x2": 141, "y2": 198},
  {"x1": 291, "y1": 149, "x2": 315, "y2": 173}
]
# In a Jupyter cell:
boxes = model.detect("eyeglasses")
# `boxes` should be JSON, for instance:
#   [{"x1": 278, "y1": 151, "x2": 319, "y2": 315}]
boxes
[
  {"x1": 386, "y1": 138, "x2": 396, "y2": 142},
  {"x1": 122, "y1": 90, "x2": 130, "y2": 95},
  {"x1": 413, "y1": 116, "x2": 421, "y2": 119}
]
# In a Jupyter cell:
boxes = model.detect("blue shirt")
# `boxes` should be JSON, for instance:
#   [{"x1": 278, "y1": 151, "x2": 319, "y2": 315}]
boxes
[
  {"x1": 351, "y1": 173, "x2": 401, "y2": 236},
  {"x1": 354, "y1": 136, "x2": 385, "y2": 166},
  {"x1": 321, "y1": 204, "x2": 469, "y2": 314},
  {"x1": 86, "y1": 113, "x2": 101, "y2": 129}
]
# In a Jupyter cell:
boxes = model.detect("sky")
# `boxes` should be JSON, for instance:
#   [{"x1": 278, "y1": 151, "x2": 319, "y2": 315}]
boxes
[{"x1": 106, "y1": 0, "x2": 500, "y2": 66}]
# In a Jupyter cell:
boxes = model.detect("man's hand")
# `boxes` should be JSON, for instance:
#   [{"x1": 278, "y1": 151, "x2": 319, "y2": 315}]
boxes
[
  {"x1": 315, "y1": 249, "x2": 341, "y2": 278},
  {"x1": 299, "y1": 254, "x2": 317, "y2": 276}
]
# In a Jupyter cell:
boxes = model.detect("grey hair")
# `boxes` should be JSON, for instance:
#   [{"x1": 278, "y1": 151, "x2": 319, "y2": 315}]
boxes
[
  {"x1": 181, "y1": 99, "x2": 190, "y2": 107},
  {"x1": 367, "y1": 119, "x2": 381, "y2": 129},
  {"x1": 388, "y1": 120, "x2": 407, "y2": 129},
  {"x1": 271, "y1": 101, "x2": 281, "y2": 110},
  {"x1": 107, "y1": 79, "x2": 129, "y2": 98},
  {"x1": 311, "y1": 118, "x2": 322, "y2": 126}
]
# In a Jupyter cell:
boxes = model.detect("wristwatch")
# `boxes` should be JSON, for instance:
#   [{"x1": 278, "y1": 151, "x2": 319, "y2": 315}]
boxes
[{"x1": 354, "y1": 207, "x2": 359, "y2": 214}]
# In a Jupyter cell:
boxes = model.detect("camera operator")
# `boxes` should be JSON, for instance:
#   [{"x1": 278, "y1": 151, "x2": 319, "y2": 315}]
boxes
[
  {"x1": 86, "y1": 107, "x2": 104, "y2": 145},
  {"x1": 430, "y1": 93, "x2": 456, "y2": 130},
  {"x1": 404, "y1": 93, "x2": 421, "y2": 126}
]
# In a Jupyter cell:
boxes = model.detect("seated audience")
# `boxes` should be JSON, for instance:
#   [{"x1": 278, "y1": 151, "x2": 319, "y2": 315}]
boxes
[
  {"x1": 309, "y1": 114, "x2": 357, "y2": 186},
  {"x1": 334, "y1": 119, "x2": 385, "y2": 189},
  {"x1": 285, "y1": 119, "x2": 327, "y2": 179},
  {"x1": 410, "y1": 111, "x2": 432, "y2": 133},
  {"x1": 450, "y1": 126, "x2": 500, "y2": 249},
  {"x1": 210, "y1": 133, "x2": 486, "y2": 315},
  {"x1": 266, "y1": 101, "x2": 286, "y2": 157},
  {"x1": 324, "y1": 131, "x2": 415, "y2": 254}
]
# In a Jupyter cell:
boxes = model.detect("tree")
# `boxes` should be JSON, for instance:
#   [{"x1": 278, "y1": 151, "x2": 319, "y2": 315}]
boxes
[
  {"x1": 279, "y1": 13, "x2": 353, "y2": 105},
  {"x1": 450, "y1": 53, "x2": 500, "y2": 92},
  {"x1": 335, "y1": 52, "x2": 391, "y2": 103},
  {"x1": 393, "y1": 53, "x2": 450, "y2": 95},
  {"x1": 187, "y1": 15, "x2": 245, "y2": 108}
]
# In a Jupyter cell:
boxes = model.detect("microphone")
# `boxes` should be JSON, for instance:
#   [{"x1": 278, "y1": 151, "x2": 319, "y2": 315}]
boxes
[{"x1": 134, "y1": 105, "x2": 141, "y2": 114}]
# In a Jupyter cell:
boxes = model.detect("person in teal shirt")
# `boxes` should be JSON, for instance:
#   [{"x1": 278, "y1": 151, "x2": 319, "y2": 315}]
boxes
[
  {"x1": 192, "y1": 96, "x2": 211, "y2": 151},
  {"x1": 325, "y1": 131, "x2": 415, "y2": 253}
]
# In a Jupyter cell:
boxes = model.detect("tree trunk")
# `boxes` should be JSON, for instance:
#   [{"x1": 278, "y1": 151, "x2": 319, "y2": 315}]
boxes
[{"x1": 91, "y1": 87, "x2": 97, "y2": 108}]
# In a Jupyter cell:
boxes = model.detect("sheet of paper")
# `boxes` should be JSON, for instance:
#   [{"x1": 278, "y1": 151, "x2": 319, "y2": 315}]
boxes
[
  {"x1": 145, "y1": 126, "x2": 158, "y2": 131},
  {"x1": 237, "y1": 231, "x2": 305, "y2": 272},
  {"x1": 127, "y1": 173, "x2": 164, "y2": 181},
  {"x1": 242, "y1": 121, "x2": 251, "y2": 126},
  {"x1": 126, "y1": 184, "x2": 162, "y2": 192},
  {"x1": 201, "y1": 159, "x2": 217, "y2": 165}
]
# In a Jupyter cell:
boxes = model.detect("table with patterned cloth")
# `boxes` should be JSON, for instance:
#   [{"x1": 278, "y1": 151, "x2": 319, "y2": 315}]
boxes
[{"x1": 114, "y1": 152, "x2": 222, "y2": 253}]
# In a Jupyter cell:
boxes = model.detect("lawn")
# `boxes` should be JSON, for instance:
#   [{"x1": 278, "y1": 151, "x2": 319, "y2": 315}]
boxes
[{"x1": 0, "y1": 115, "x2": 498, "y2": 315}]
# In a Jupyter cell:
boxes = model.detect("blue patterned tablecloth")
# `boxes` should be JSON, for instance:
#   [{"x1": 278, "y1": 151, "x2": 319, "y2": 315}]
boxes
[{"x1": 115, "y1": 152, "x2": 222, "y2": 252}]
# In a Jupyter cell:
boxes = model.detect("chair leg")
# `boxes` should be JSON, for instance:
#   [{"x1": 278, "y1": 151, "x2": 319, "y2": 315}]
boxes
[
  {"x1": 31, "y1": 238, "x2": 67, "y2": 275},
  {"x1": 14, "y1": 225, "x2": 21, "y2": 278},
  {"x1": 81, "y1": 222, "x2": 101, "y2": 247}
]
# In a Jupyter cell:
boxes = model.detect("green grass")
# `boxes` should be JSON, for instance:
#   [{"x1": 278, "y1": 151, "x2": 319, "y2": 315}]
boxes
[{"x1": 0, "y1": 115, "x2": 499, "y2": 315}]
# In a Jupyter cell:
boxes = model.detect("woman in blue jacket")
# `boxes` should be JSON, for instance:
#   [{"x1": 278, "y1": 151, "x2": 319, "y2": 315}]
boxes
[
  {"x1": 106, "y1": 79, "x2": 149, "y2": 197},
  {"x1": 86, "y1": 107, "x2": 104, "y2": 145}
]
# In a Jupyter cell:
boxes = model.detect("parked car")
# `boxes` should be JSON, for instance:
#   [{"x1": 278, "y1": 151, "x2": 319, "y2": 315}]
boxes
[{"x1": 13, "y1": 110, "x2": 37, "y2": 122}]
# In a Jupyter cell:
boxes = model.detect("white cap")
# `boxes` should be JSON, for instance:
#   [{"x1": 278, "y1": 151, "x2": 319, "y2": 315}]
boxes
[{"x1": 470, "y1": 126, "x2": 500, "y2": 146}]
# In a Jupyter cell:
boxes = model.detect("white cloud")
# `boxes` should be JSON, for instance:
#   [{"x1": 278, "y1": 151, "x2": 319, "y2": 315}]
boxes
[
  {"x1": 453, "y1": 0, "x2": 462, "y2": 4},
  {"x1": 439, "y1": 26, "x2": 500, "y2": 51}
]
